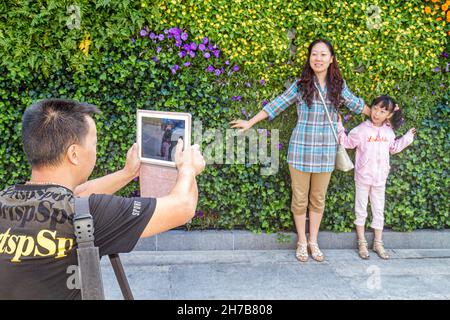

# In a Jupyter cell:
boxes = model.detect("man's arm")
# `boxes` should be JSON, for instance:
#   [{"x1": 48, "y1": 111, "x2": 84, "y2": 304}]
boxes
[
  {"x1": 140, "y1": 140, "x2": 205, "y2": 238},
  {"x1": 74, "y1": 143, "x2": 140, "y2": 196}
]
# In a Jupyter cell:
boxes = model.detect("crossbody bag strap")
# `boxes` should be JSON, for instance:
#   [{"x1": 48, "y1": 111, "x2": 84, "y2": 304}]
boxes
[{"x1": 314, "y1": 82, "x2": 339, "y2": 144}]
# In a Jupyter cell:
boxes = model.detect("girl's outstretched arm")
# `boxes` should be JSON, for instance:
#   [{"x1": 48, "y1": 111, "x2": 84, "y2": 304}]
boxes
[{"x1": 389, "y1": 128, "x2": 416, "y2": 154}]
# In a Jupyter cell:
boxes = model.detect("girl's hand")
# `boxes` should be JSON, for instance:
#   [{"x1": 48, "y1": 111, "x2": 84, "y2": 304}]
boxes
[
  {"x1": 408, "y1": 127, "x2": 417, "y2": 135},
  {"x1": 230, "y1": 119, "x2": 253, "y2": 133}
]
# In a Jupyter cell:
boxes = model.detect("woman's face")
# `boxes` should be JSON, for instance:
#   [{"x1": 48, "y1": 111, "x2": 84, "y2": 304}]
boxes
[{"x1": 309, "y1": 42, "x2": 334, "y2": 74}]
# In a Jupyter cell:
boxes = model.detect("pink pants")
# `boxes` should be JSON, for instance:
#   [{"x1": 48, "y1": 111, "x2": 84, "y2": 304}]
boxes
[{"x1": 355, "y1": 182, "x2": 386, "y2": 230}]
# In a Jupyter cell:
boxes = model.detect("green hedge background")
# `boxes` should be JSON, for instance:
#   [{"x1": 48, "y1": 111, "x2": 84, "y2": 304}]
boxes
[{"x1": 0, "y1": 0, "x2": 448, "y2": 232}]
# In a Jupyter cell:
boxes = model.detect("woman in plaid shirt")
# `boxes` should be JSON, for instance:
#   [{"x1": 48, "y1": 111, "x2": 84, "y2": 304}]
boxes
[{"x1": 231, "y1": 39, "x2": 371, "y2": 262}]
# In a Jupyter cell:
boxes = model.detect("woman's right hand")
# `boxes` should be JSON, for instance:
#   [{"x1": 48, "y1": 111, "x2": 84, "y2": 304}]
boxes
[{"x1": 230, "y1": 119, "x2": 253, "y2": 133}]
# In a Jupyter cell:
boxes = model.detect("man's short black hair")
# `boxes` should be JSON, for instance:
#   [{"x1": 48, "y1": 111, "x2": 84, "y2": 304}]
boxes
[{"x1": 22, "y1": 98, "x2": 101, "y2": 168}]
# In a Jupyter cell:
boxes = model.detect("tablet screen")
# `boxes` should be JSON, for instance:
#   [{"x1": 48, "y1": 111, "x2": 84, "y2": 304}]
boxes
[{"x1": 137, "y1": 110, "x2": 191, "y2": 167}]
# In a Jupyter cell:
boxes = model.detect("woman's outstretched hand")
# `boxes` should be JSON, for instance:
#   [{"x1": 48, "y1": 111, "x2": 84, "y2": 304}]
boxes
[{"x1": 230, "y1": 119, "x2": 253, "y2": 133}]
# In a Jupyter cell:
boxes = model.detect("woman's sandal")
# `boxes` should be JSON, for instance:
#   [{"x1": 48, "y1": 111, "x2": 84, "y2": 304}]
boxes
[
  {"x1": 357, "y1": 239, "x2": 370, "y2": 259},
  {"x1": 373, "y1": 240, "x2": 390, "y2": 260},
  {"x1": 307, "y1": 242, "x2": 325, "y2": 262},
  {"x1": 296, "y1": 242, "x2": 309, "y2": 262}
]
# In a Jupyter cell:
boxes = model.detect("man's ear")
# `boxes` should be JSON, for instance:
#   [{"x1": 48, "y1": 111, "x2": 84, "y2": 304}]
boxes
[{"x1": 66, "y1": 144, "x2": 80, "y2": 165}]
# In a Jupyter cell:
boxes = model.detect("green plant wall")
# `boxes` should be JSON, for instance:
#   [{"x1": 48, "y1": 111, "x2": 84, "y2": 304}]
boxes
[{"x1": 0, "y1": 0, "x2": 448, "y2": 232}]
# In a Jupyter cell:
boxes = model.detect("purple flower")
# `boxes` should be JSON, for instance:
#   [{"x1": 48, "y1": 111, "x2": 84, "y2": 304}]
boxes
[
  {"x1": 344, "y1": 114, "x2": 351, "y2": 123},
  {"x1": 225, "y1": 60, "x2": 230, "y2": 65},
  {"x1": 260, "y1": 79, "x2": 265, "y2": 85},
  {"x1": 261, "y1": 100, "x2": 268, "y2": 107},
  {"x1": 208, "y1": 44, "x2": 215, "y2": 51},
  {"x1": 158, "y1": 34, "x2": 164, "y2": 41},
  {"x1": 164, "y1": 29, "x2": 169, "y2": 34},
  {"x1": 184, "y1": 61, "x2": 191, "y2": 67},
  {"x1": 213, "y1": 50, "x2": 220, "y2": 58},
  {"x1": 399, "y1": 117, "x2": 405, "y2": 125},
  {"x1": 245, "y1": 82, "x2": 252, "y2": 88},
  {"x1": 232, "y1": 65, "x2": 239, "y2": 72},
  {"x1": 195, "y1": 210, "x2": 204, "y2": 217},
  {"x1": 181, "y1": 32, "x2": 188, "y2": 41},
  {"x1": 175, "y1": 39, "x2": 182, "y2": 47},
  {"x1": 198, "y1": 43, "x2": 206, "y2": 51},
  {"x1": 204, "y1": 52, "x2": 211, "y2": 59},
  {"x1": 434, "y1": 67, "x2": 440, "y2": 72},
  {"x1": 190, "y1": 42, "x2": 197, "y2": 51},
  {"x1": 242, "y1": 108, "x2": 249, "y2": 118},
  {"x1": 432, "y1": 91, "x2": 436, "y2": 95},
  {"x1": 169, "y1": 27, "x2": 182, "y2": 36},
  {"x1": 171, "y1": 64, "x2": 180, "y2": 74},
  {"x1": 152, "y1": 55, "x2": 159, "y2": 63},
  {"x1": 156, "y1": 47, "x2": 162, "y2": 53},
  {"x1": 441, "y1": 52, "x2": 449, "y2": 59},
  {"x1": 278, "y1": 143, "x2": 283, "y2": 150},
  {"x1": 214, "y1": 69, "x2": 222, "y2": 76},
  {"x1": 139, "y1": 29, "x2": 148, "y2": 37},
  {"x1": 183, "y1": 44, "x2": 191, "y2": 52},
  {"x1": 133, "y1": 177, "x2": 139, "y2": 182},
  {"x1": 130, "y1": 37, "x2": 135, "y2": 43},
  {"x1": 202, "y1": 37, "x2": 209, "y2": 44},
  {"x1": 206, "y1": 65, "x2": 214, "y2": 72},
  {"x1": 179, "y1": 51, "x2": 186, "y2": 58},
  {"x1": 149, "y1": 32, "x2": 156, "y2": 40},
  {"x1": 232, "y1": 96, "x2": 242, "y2": 101},
  {"x1": 189, "y1": 51, "x2": 196, "y2": 58}
]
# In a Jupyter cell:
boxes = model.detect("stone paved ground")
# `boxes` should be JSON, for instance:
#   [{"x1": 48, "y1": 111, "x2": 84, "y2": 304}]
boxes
[{"x1": 101, "y1": 249, "x2": 450, "y2": 300}]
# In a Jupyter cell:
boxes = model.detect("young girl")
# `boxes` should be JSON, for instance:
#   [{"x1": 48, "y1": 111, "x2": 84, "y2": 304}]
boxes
[{"x1": 338, "y1": 95, "x2": 416, "y2": 260}]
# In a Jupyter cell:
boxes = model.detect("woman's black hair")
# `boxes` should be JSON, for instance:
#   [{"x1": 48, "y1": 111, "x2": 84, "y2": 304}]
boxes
[{"x1": 370, "y1": 95, "x2": 404, "y2": 130}]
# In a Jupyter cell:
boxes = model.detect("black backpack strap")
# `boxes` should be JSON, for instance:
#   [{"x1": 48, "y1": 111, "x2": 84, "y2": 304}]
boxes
[{"x1": 74, "y1": 197, "x2": 105, "y2": 300}]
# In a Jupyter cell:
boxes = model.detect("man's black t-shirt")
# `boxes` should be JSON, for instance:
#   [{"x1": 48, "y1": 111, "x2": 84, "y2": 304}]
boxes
[{"x1": 0, "y1": 184, "x2": 156, "y2": 300}]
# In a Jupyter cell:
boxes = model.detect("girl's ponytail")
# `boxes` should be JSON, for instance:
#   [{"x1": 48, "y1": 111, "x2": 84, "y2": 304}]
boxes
[{"x1": 389, "y1": 104, "x2": 404, "y2": 130}]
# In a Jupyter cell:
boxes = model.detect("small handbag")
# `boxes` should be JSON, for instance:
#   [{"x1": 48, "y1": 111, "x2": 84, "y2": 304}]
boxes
[{"x1": 314, "y1": 82, "x2": 354, "y2": 172}]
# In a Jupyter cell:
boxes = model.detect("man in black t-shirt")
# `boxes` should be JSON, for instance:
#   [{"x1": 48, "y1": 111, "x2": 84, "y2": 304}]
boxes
[{"x1": 0, "y1": 99, "x2": 205, "y2": 299}]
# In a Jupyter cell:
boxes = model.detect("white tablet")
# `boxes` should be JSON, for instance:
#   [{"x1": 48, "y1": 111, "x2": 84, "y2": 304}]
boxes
[{"x1": 137, "y1": 109, "x2": 192, "y2": 167}]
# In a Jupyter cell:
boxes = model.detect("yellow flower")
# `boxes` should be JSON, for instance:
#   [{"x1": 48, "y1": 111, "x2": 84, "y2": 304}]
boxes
[
  {"x1": 79, "y1": 34, "x2": 92, "y2": 56},
  {"x1": 424, "y1": 6, "x2": 431, "y2": 14}
]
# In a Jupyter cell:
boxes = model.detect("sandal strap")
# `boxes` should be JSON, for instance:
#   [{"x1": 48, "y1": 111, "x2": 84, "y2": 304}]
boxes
[
  {"x1": 308, "y1": 242, "x2": 323, "y2": 257},
  {"x1": 296, "y1": 242, "x2": 308, "y2": 257},
  {"x1": 357, "y1": 239, "x2": 368, "y2": 245}
]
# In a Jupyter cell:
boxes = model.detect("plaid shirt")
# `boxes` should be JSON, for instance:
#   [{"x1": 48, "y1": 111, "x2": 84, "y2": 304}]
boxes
[{"x1": 263, "y1": 78, "x2": 365, "y2": 173}]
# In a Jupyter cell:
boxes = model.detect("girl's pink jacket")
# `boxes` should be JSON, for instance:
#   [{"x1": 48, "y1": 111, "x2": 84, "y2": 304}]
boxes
[{"x1": 337, "y1": 120, "x2": 414, "y2": 186}]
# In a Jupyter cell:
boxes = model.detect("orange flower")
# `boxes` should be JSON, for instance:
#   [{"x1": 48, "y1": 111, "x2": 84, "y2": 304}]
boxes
[
  {"x1": 447, "y1": 10, "x2": 450, "y2": 21},
  {"x1": 431, "y1": 0, "x2": 438, "y2": 3},
  {"x1": 425, "y1": 6, "x2": 432, "y2": 13},
  {"x1": 436, "y1": 17, "x2": 442, "y2": 21},
  {"x1": 443, "y1": 4, "x2": 449, "y2": 11},
  {"x1": 434, "y1": 4, "x2": 439, "y2": 9}
]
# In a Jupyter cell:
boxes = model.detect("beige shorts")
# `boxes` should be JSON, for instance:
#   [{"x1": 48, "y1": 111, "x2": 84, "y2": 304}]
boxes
[{"x1": 288, "y1": 165, "x2": 332, "y2": 216}]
